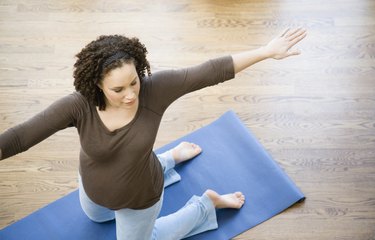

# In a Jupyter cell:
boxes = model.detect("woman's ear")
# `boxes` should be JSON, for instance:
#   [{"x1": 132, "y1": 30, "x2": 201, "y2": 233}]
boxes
[{"x1": 97, "y1": 83, "x2": 103, "y2": 90}]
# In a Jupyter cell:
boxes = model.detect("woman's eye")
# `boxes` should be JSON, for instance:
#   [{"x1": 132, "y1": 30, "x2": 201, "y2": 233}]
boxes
[
  {"x1": 114, "y1": 89, "x2": 122, "y2": 93},
  {"x1": 131, "y1": 80, "x2": 137, "y2": 86}
]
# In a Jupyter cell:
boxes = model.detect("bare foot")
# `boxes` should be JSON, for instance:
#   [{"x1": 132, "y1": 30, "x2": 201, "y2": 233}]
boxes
[
  {"x1": 172, "y1": 141, "x2": 202, "y2": 164},
  {"x1": 205, "y1": 189, "x2": 245, "y2": 209}
]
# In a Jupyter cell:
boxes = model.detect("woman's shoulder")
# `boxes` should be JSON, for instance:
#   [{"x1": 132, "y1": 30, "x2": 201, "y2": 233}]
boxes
[
  {"x1": 55, "y1": 91, "x2": 86, "y2": 105},
  {"x1": 49, "y1": 91, "x2": 91, "y2": 114},
  {"x1": 70, "y1": 91, "x2": 88, "y2": 103}
]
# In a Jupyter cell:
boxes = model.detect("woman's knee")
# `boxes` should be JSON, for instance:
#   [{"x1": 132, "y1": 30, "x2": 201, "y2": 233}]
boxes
[{"x1": 82, "y1": 207, "x2": 115, "y2": 223}]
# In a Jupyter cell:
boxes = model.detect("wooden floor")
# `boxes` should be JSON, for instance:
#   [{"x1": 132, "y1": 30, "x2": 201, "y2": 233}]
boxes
[{"x1": 1, "y1": 0, "x2": 374, "y2": 239}]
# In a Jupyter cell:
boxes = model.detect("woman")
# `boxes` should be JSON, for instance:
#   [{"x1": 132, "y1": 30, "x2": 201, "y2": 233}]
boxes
[{"x1": 0, "y1": 28, "x2": 306, "y2": 239}]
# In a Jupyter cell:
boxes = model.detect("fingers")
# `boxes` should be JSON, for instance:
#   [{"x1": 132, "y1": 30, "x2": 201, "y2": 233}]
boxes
[
  {"x1": 280, "y1": 28, "x2": 290, "y2": 37},
  {"x1": 289, "y1": 28, "x2": 306, "y2": 40},
  {"x1": 289, "y1": 29, "x2": 307, "y2": 47},
  {"x1": 282, "y1": 28, "x2": 307, "y2": 53},
  {"x1": 285, "y1": 27, "x2": 304, "y2": 39},
  {"x1": 286, "y1": 49, "x2": 301, "y2": 57},
  {"x1": 270, "y1": 27, "x2": 307, "y2": 60},
  {"x1": 280, "y1": 27, "x2": 307, "y2": 46}
]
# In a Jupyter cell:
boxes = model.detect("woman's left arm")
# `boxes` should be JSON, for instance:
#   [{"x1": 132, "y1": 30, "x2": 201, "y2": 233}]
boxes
[
  {"x1": 145, "y1": 28, "x2": 306, "y2": 114},
  {"x1": 232, "y1": 28, "x2": 307, "y2": 74}
]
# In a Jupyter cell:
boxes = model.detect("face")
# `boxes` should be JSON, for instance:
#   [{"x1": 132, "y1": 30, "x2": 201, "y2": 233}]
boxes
[{"x1": 98, "y1": 62, "x2": 140, "y2": 110}]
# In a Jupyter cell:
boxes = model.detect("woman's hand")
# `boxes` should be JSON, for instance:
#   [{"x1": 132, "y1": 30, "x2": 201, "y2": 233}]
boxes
[
  {"x1": 232, "y1": 28, "x2": 307, "y2": 73},
  {"x1": 263, "y1": 28, "x2": 307, "y2": 60}
]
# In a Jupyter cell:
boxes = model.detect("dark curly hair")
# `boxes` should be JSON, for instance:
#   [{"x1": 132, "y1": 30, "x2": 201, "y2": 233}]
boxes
[{"x1": 73, "y1": 35, "x2": 151, "y2": 110}]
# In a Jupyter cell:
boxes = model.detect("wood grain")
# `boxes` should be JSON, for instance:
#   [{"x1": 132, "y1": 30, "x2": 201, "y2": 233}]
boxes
[{"x1": 1, "y1": 0, "x2": 374, "y2": 239}]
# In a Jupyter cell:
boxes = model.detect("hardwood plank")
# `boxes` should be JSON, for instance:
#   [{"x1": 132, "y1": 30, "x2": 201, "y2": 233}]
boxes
[{"x1": 1, "y1": 0, "x2": 375, "y2": 239}]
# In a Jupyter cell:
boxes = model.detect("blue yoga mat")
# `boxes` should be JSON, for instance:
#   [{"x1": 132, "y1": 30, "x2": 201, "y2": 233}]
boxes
[{"x1": 0, "y1": 110, "x2": 305, "y2": 240}]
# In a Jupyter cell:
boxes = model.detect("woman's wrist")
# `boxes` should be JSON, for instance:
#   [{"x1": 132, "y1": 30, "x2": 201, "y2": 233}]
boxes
[
  {"x1": 232, "y1": 47, "x2": 271, "y2": 74},
  {"x1": 258, "y1": 46, "x2": 274, "y2": 60}
]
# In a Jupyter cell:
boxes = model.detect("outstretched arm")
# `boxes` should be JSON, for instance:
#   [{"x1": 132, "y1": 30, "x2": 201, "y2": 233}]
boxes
[
  {"x1": 141, "y1": 28, "x2": 306, "y2": 114},
  {"x1": 0, "y1": 93, "x2": 83, "y2": 160},
  {"x1": 232, "y1": 28, "x2": 307, "y2": 74}
]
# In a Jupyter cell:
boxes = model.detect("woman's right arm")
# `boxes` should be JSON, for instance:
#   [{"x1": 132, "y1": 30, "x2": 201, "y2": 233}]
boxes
[
  {"x1": 0, "y1": 93, "x2": 85, "y2": 160},
  {"x1": 232, "y1": 28, "x2": 307, "y2": 74}
]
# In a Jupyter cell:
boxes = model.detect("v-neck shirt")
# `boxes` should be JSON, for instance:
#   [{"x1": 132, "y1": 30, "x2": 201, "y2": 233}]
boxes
[{"x1": 0, "y1": 56, "x2": 235, "y2": 209}]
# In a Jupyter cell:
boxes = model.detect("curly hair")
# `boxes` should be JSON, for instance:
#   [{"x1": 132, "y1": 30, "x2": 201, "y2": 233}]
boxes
[{"x1": 73, "y1": 35, "x2": 151, "y2": 110}]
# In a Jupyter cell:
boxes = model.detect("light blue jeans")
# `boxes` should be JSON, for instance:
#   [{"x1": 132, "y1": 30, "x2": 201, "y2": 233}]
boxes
[{"x1": 78, "y1": 150, "x2": 218, "y2": 240}]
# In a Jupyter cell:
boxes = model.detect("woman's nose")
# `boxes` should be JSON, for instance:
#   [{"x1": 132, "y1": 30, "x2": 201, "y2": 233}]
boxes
[{"x1": 124, "y1": 90, "x2": 135, "y2": 100}]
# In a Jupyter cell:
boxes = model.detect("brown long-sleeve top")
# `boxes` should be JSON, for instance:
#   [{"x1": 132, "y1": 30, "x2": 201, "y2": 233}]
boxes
[{"x1": 0, "y1": 56, "x2": 235, "y2": 210}]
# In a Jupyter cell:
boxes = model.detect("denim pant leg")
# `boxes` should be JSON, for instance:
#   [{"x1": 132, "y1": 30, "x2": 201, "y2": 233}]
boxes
[
  {"x1": 78, "y1": 175, "x2": 115, "y2": 222},
  {"x1": 115, "y1": 192, "x2": 163, "y2": 240},
  {"x1": 157, "y1": 149, "x2": 175, "y2": 172},
  {"x1": 152, "y1": 193, "x2": 218, "y2": 240},
  {"x1": 79, "y1": 172, "x2": 162, "y2": 240},
  {"x1": 157, "y1": 150, "x2": 181, "y2": 187},
  {"x1": 114, "y1": 151, "x2": 175, "y2": 240},
  {"x1": 152, "y1": 151, "x2": 219, "y2": 240}
]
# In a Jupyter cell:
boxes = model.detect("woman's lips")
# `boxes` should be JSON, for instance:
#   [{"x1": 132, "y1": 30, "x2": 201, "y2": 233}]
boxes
[{"x1": 123, "y1": 100, "x2": 135, "y2": 105}]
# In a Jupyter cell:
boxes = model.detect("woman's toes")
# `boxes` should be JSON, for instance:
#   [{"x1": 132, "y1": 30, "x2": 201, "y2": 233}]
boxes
[{"x1": 173, "y1": 142, "x2": 202, "y2": 164}]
